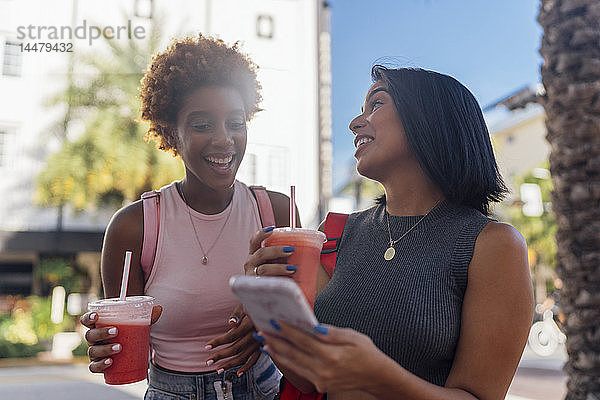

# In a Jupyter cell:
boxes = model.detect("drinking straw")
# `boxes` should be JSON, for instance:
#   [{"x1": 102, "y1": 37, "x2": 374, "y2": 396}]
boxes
[
  {"x1": 290, "y1": 185, "x2": 296, "y2": 230},
  {"x1": 119, "y1": 251, "x2": 133, "y2": 301}
]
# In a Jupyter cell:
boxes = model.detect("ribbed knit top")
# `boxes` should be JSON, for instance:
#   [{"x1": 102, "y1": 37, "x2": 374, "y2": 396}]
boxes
[{"x1": 314, "y1": 201, "x2": 491, "y2": 386}]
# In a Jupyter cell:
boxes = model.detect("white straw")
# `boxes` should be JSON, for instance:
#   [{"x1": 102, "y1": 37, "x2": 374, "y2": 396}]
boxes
[
  {"x1": 119, "y1": 251, "x2": 133, "y2": 301},
  {"x1": 290, "y1": 185, "x2": 296, "y2": 230}
]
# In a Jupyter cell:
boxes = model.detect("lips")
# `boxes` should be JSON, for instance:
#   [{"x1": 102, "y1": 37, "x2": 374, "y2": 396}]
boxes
[
  {"x1": 203, "y1": 153, "x2": 236, "y2": 171},
  {"x1": 353, "y1": 135, "x2": 374, "y2": 158},
  {"x1": 354, "y1": 135, "x2": 374, "y2": 148}
]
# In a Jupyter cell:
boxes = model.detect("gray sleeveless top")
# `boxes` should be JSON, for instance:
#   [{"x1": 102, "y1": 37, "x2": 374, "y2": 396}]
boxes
[{"x1": 314, "y1": 201, "x2": 491, "y2": 386}]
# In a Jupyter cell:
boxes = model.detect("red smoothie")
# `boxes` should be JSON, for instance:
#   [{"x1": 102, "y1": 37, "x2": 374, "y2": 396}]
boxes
[
  {"x1": 88, "y1": 295, "x2": 154, "y2": 386},
  {"x1": 96, "y1": 323, "x2": 151, "y2": 385}
]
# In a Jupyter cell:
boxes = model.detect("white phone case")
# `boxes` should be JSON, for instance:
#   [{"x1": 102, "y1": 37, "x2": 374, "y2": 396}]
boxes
[{"x1": 229, "y1": 276, "x2": 319, "y2": 335}]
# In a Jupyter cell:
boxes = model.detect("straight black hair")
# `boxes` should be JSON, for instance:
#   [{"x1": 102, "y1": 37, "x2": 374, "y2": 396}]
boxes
[{"x1": 371, "y1": 66, "x2": 507, "y2": 216}]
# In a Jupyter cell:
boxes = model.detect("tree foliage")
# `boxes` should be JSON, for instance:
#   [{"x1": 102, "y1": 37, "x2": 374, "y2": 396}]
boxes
[{"x1": 506, "y1": 165, "x2": 557, "y2": 270}]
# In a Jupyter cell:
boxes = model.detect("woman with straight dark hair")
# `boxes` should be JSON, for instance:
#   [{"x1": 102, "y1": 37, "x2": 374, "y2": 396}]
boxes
[
  {"x1": 246, "y1": 66, "x2": 534, "y2": 399},
  {"x1": 370, "y1": 67, "x2": 507, "y2": 215}
]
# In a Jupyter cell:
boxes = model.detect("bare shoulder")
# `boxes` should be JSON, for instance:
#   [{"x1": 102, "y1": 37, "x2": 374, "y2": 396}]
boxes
[
  {"x1": 101, "y1": 200, "x2": 146, "y2": 296},
  {"x1": 470, "y1": 220, "x2": 530, "y2": 285},
  {"x1": 105, "y1": 200, "x2": 144, "y2": 240},
  {"x1": 478, "y1": 221, "x2": 526, "y2": 250},
  {"x1": 475, "y1": 221, "x2": 527, "y2": 260}
]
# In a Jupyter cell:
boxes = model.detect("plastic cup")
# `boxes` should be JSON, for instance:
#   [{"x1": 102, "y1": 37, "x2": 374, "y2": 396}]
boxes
[
  {"x1": 263, "y1": 228, "x2": 326, "y2": 306},
  {"x1": 88, "y1": 296, "x2": 155, "y2": 385}
]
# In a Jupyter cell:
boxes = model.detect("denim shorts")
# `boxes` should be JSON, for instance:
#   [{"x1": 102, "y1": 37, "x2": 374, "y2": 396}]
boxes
[{"x1": 145, "y1": 353, "x2": 281, "y2": 400}]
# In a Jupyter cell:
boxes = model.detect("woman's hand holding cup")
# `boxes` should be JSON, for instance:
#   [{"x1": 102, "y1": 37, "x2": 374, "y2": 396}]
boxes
[
  {"x1": 80, "y1": 305, "x2": 162, "y2": 373},
  {"x1": 244, "y1": 226, "x2": 297, "y2": 277}
]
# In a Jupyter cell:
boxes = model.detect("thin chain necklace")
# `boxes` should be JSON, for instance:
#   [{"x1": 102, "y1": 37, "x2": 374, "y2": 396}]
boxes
[
  {"x1": 177, "y1": 182, "x2": 234, "y2": 265},
  {"x1": 384, "y1": 200, "x2": 442, "y2": 261}
]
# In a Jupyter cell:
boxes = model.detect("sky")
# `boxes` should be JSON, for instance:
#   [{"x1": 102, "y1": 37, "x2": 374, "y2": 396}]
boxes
[{"x1": 328, "y1": 0, "x2": 544, "y2": 192}]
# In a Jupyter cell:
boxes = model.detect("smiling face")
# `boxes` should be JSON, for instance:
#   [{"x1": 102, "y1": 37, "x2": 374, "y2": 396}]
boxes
[
  {"x1": 174, "y1": 86, "x2": 247, "y2": 191},
  {"x1": 349, "y1": 82, "x2": 419, "y2": 183}
]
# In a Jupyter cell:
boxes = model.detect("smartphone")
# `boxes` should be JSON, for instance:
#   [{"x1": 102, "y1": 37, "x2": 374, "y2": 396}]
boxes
[{"x1": 229, "y1": 275, "x2": 319, "y2": 335}]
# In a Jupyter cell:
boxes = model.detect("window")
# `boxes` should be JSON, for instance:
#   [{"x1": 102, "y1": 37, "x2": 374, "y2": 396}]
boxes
[
  {"x1": 3, "y1": 41, "x2": 22, "y2": 77},
  {"x1": 0, "y1": 127, "x2": 16, "y2": 168},
  {"x1": 134, "y1": 0, "x2": 153, "y2": 18},
  {"x1": 0, "y1": 262, "x2": 33, "y2": 296},
  {"x1": 0, "y1": 129, "x2": 6, "y2": 167},
  {"x1": 256, "y1": 15, "x2": 274, "y2": 39}
]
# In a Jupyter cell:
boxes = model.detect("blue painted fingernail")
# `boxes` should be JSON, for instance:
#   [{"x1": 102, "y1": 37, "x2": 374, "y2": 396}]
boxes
[
  {"x1": 283, "y1": 246, "x2": 295, "y2": 253},
  {"x1": 264, "y1": 226, "x2": 275, "y2": 232},
  {"x1": 314, "y1": 325, "x2": 329, "y2": 335},
  {"x1": 270, "y1": 319, "x2": 281, "y2": 331},
  {"x1": 260, "y1": 347, "x2": 270, "y2": 356},
  {"x1": 286, "y1": 265, "x2": 297, "y2": 271},
  {"x1": 252, "y1": 333, "x2": 265, "y2": 344}
]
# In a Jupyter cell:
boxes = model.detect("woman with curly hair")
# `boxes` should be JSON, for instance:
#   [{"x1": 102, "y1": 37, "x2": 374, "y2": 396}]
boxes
[{"x1": 80, "y1": 34, "x2": 295, "y2": 399}]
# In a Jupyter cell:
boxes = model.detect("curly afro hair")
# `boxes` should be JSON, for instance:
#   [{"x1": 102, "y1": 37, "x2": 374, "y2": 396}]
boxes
[{"x1": 139, "y1": 34, "x2": 262, "y2": 155}]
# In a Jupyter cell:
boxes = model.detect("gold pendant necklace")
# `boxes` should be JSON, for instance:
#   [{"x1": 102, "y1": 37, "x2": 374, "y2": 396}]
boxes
[
  {"x1": 178, "y1": 182, "x2": 234, "y2": 265},
  {"x1": 384, "y1": 200, "x2": 441, "y2": 261}
]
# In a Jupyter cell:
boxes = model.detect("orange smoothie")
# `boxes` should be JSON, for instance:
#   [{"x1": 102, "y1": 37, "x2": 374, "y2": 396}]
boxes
[{"x1": 263, "y1": 228, "x2": 326, "y2": 306}]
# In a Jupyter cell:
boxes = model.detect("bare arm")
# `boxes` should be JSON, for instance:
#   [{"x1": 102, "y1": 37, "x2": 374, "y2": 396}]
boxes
[
  {"x1": 442, "y1": 222, "x2": 533, "y2": 398},
  {"x1": 100, "y1": 201, "x2": 145, "y2": 297}
]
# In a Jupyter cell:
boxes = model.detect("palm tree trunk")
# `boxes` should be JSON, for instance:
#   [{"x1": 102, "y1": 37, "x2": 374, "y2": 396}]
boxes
[{"x1": 538, "y1": 1, "x2": 600, "y2": 398}]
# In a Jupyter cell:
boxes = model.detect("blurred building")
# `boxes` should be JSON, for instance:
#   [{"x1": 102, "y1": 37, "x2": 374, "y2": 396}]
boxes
[
  {"x1": 0, "y1": 0, "x2": 331, "y2": 296},
  {"x1": 484, "y1": 84, "x2": 550, "y2": 197}
]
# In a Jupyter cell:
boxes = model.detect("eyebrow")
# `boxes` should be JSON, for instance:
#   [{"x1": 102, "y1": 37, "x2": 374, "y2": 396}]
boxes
[
  {"x1": 186, "y1": 109, "x2": 246, "y2": 119},
  {"x1": 361, "y1": 87, "x2": 389, "y2": 113}
]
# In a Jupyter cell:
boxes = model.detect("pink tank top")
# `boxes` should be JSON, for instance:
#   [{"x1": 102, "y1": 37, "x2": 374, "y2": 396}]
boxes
[{"x1": 144, "y1": 180, "x2": 262, "y2": 372}]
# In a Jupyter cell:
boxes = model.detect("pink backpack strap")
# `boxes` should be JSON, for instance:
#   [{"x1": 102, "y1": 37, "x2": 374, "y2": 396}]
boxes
[
  {"x1": 140, "y1": 190, "x2": 160, "y2": 283},
  {"x1": 249, "y1": 186, "x2": 275, "y2": 228}
]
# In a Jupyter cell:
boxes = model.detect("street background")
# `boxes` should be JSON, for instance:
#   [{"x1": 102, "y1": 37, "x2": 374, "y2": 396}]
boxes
[
  {"x1": 0, "y1": 1, "x2": 576, "y2": 398},
  {"x1": 1, "y1": 344, "x2": 567, "y2": 400}
]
